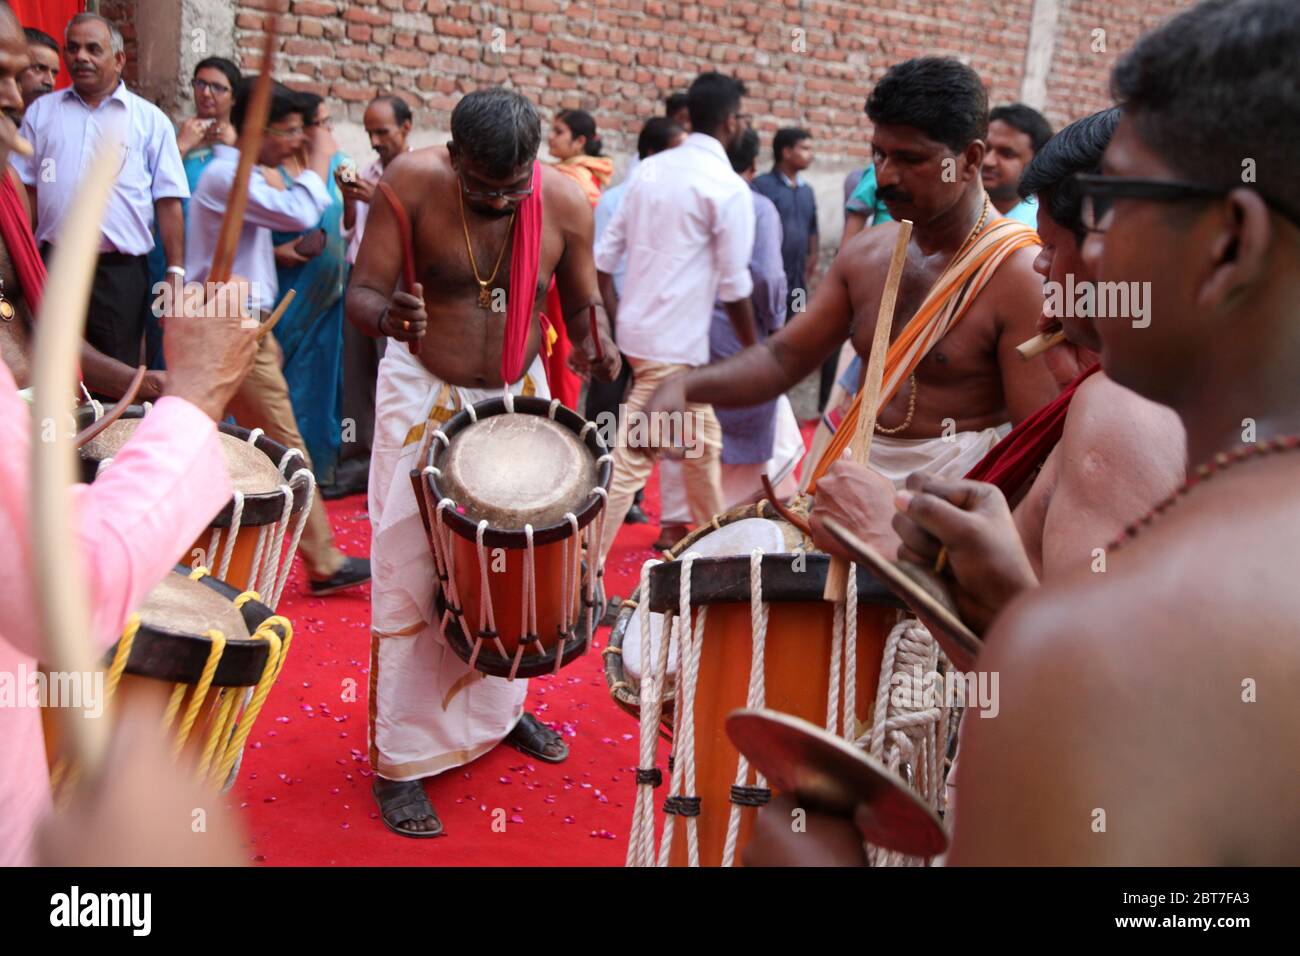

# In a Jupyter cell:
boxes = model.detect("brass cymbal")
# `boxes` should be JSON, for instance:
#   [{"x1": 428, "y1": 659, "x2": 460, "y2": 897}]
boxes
[{"x1": 726, "y1": 708, "x2": 949, "y2": 857}]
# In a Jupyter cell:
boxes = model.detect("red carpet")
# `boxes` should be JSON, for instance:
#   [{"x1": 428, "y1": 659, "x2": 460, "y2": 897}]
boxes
[{"x1": 231, "y1": 423, "x2": 817, "y2": 866}]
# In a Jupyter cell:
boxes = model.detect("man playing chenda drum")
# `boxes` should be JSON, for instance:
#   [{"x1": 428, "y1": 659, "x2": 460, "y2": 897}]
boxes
[
  {"x1": 648, "y1": 57, "x2": 1059, "y2": 545},
  {"x1": 346, "y1": 87, "x2": 620, "y2": 838}
]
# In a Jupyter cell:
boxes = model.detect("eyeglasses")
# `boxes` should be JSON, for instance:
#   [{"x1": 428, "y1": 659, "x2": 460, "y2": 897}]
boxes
[
  {"x1": 264, "y1": 125, "x2": 305, "y2": 139},
  {"x1": 1076, "y1": 174, "x2": 1300, "y2": 234},
  {"x1": 457, "y1": 173, "x2": 534, "y2": 203},
  {"x1": 192, "y1": 78, "x2": 231, "y2": 96}
]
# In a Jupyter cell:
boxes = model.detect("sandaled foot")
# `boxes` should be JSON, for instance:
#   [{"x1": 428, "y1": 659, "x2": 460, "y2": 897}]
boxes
[
  {"x1": 372, "y1": 777, "x2": 443, "y2": 838},
  {"x1": 506, "y1": 712, "x2": 569, "y2": 763}
]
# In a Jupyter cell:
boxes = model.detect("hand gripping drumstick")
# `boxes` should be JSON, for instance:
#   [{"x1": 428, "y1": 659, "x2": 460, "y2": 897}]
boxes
[
  {"x1": 375, "y1": 180, "x2": 421, "y2": 356},
  {"x1": 29, "y1": 142, "x2": 124, "y2": 774},
  {"x1": 823, "y1": 219, "x2": 913, "y2": 602}
]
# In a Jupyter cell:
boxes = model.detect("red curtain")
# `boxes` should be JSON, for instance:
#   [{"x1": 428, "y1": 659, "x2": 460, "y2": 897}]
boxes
[{"x1": 11, "y1": 0, "x2": 85, "y2": 90}]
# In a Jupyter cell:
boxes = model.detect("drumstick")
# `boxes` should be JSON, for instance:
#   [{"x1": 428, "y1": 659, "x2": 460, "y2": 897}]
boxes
[
  {"x1": 256, "y1": 288, "x2": 296, "y2": 342},
  {"x1": 588, "y1": 304, "x2": 605, "y2": 363},
  {"x1": 1016, "y1": 325, "x2": 1066, "y2": 360},
  {"x1": 760, "y1": 472, "x2": 811, "y2": 538},
  {"x1": 29, "y1": 141, "x2": 124, "y2": 774},
  {"x1": 823, "y1": 219, "x2": 913, "y2": 602},
  {"x1": 208, "y1": 20, "x2": 279, "y2": 283},
  {"x1": 75, "y1": 365, "x2": 147, "y2": 448},
  {"x1": 375, "y1": 181, "x2": 421, "y2": 356}
]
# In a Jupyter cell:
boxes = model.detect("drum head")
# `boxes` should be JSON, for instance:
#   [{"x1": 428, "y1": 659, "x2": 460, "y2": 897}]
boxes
[
  {"x1": 83, "y1": 419, "x2": 284, "y2": 496},
  {"x1": 726, "y1": 708, "x2": 949, "y2": 857},
  {"x1": 440, "y1": 413, "x2": 596, "y2": 529},
  {"x1": 139, "y1": 573, "x2": 250, "y2": 640}
]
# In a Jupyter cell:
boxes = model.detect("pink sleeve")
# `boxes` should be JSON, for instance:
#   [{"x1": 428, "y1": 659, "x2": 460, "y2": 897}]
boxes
[{"x1": 0, "y1": 388, "x2": 233, "y2": 662}]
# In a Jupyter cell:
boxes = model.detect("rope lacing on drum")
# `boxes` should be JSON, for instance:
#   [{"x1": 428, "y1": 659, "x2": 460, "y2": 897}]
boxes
[
  {"x1": 503, "y1": 390, "x2": 514, "y2": 414},
  {"x1": 214, "y1": 491, "x2": 243, "y2": 582},
  {"x1": 547, "y1": 398, "x2": 560, "y2": 420},
  {"x1": 272, "y1": 465, "x2": 314, "y2": 610},
  {"x1": 657, "y1": 552, "x2": 706, "y2": 867},
  {"x1": 507, "y1": 524, "x2": 539, "y2": 682},
  {"x1": 471, "y1": 519, "x2": 506, "y2": 669},
  {"x1": 627, "y1": 557, "x2": 666, "y2": 867},
  {"x1": 557, "y1": 512, "x2": 581, "y2": 676},
  {"x1": 720, "y1": 548, "x2": 773, "y2": 867}
]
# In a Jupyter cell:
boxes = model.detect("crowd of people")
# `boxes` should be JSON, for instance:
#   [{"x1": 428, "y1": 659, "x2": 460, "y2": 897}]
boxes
[{"x1": 1, "y1": 0, "x2": 1297, "y2": 866}]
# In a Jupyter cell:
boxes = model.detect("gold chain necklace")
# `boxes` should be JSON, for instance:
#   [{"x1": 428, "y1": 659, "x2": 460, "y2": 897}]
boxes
[
  {"x1": 874, "y1": 195, "x2": 991, "y2": 437},
  {"x1": 458, "y1": 186, "x2": 515, "y2": 309}
]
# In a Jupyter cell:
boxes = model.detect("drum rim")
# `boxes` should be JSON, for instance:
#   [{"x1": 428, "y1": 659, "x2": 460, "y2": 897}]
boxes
[
  {"x1": 76, "y1": 404, "x2": 313, "y2": 526},
  {"x1": 420, "y1": 395, "x2": 612, "y2": 547},
  {"x1": 646, "y1": 553, "x2": 907, "y2": 612},
  {"x1": 111, "y1": 565, "x2": 284, "y2": 688}
]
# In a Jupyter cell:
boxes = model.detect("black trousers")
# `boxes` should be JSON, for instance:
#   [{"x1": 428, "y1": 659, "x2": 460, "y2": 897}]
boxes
[
  {"x1": 332, "y1": 317, "x2": 388, "y2": 486},
  {"x1": 41, "y1": 245, "x2": 151, "y2": 369}
]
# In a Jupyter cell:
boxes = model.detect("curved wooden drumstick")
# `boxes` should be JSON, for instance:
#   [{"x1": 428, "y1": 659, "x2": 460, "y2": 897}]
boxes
[
  {"x1": 74, "y1": 365, "x2": 147, "y2": 449},
  {"x1": 375, "y1": 180, "x2": 421, "y2": 356},
  {"x1": 209, "y1": 20, "x2": 279, "y2": 284},
  {"x1": 256, "y1": 288, "x2": 296, "y2": 342},
  {"x1": 29, "y1": 141, "x2": 123, "y2": 773},
  {"x1": 760, "y1": 472, "x2": 811, "y2": 538}
]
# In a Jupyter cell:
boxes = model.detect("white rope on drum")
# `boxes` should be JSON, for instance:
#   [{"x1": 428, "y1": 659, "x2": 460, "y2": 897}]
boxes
[
  {"x1": 247, "y1": 524, "x2": 270, "y2": 593},
  {"x1": 720, "y1": 548, "x2": 770, "y2": 868},
  {"x1": 557, "y1": 512, "x2": 581, "y2": 676},
  {"x1": 826, "y1": 598, "x2": 844, "y2": 735},
  {"x1": 272, "y1": 469, "x2": 314, "y2": 610},
  {"x1": 656, "y1": 552, "x2": 705, "y2": 867},
  {"x1": 216, "y1": 491, "x2": 243, "y2": 582},
  {"x1": 503, "y1": 390, "x2": 514, "y2": 414},
  {"x1": 507, "y1": 524, "x2": 538, "y2": 681},
  {"x1": 433, "y1": 498, "x2": 464, "y2": 637},
  {"x1": 260, "y1": 484, "x2": 293, "y2": 607},
  {"x1": 473, "y1": 519, "x2": 507, "y2": 668},
  {"x1": 626, "y1": 558, "x2": 666, "y2": 867},
  {"x1": 587, "y1": 485, "x2": 609, "y2": 639},
  {"x1": 843, "y1": 569, "x2": 858, "y2": 741}
]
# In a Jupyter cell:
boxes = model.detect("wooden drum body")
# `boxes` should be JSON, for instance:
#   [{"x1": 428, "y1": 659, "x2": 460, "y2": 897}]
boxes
[
  {"x1": 624, "y1": 516, "x2": 904, "y2": 868},
  {"x1": 77, "y1": 404, "x2": 314, "y2": 609},
  {"x1": 413, "y1": 395, "x2": 611, "y2": 680}
]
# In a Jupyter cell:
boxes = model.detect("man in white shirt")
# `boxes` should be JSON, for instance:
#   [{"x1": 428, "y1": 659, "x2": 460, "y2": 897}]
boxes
[
  {"x1": 15, "y1": 14, "x2": 187, "y2": 374},
  {"x1": 326, "y1": 95, "x2": 413, "y2": 499},
  {"x1": 594, "y1": 71, "x2": 758, "y2": 564},
  {"x1": 187, "y1": 78, "x2": 369, "y2": 596}
]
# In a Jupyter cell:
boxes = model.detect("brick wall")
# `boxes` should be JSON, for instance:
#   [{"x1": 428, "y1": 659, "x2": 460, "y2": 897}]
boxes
[{"x1": 105, "y1": 0, "x2": 1191, "y2": 163}]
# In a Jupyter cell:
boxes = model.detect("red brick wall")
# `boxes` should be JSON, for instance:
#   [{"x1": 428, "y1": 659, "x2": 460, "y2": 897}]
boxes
[{"x1": 106, "y1": 0, "x2": 1195, "y2": 161}]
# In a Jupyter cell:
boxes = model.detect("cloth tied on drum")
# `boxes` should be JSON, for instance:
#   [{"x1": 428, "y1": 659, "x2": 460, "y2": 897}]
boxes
[
  {"x1": 366, "y1": 341, "x2": 548, "y2": 781},
  {"x1": 0, "y1": 360, "x2": 231, "y2": 865},
  {"x1": 804, "y1": 217, "x2": 1042, "y2": 493}
]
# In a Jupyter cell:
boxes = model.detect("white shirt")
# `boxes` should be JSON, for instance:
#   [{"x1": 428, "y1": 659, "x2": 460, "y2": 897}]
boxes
[
  {"x1": 340, "y1": 157, "x2": 384, "y2": 265},
  {"x1": 594, "y1": 132, "x2": 754, "y2": 366},
  {"x1": 593, "y1": 181, "x2": 628, "y2": 296},
  {"x1": 185, "y1": 144, "x2": 331, "y2": 312},
  {"x1": 14, "y1": 81, "x2": 189, "y2": 256}
]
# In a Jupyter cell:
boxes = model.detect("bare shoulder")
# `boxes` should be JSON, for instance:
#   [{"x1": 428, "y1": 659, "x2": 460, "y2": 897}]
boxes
[
  {"x1": 1062, "y1": 372, "x2": 1186, "y2": 482},
  {"x1": 382, "y1": 145, "x2": 447, "y2": 196},
  {"x1": 541, "y1": 165, "x2": 590, "y2": 218},
  {"x1": 834, "y1": 218, "x2": 898, "y2": 273}
]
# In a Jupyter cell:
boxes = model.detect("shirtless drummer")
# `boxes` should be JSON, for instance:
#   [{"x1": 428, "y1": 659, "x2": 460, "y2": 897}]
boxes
[{"x1": 346, "y1": 87, "x2": 619, "y2": 837}]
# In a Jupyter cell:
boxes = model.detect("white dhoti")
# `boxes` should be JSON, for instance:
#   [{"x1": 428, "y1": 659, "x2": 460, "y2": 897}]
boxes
[
  {"x1": 867, "y1": 425, "x2": 1011, "y2": 488},
  {"x1": 660, "y1": 394, "x2": 806, "y2": 524},
  {"x1": 367, "y1": 344, "x2": 548, "y2": 781}
]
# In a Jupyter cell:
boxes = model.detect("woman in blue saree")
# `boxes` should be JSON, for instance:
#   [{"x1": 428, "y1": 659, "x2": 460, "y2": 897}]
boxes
[{"x1": 269, "y1": 94, "x2": 349, "y2": 486}]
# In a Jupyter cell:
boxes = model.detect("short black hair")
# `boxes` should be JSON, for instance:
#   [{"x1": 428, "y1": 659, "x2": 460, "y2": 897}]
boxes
[
  {"x1": 687, "y1": 71, "x2": 745, "y2": 136},
  {"x1": 990, "y1": 103, "x2": 1054, "y2": 155},
  {"x1": 24, "y1": 27, "x2": 59, "y2": 55},
  {"x1": 557, "y1": 109, "x2": 602, "y2": 157},
  {"x1": 1019, "y1": 108, "x2": 1121, "y2": 239},
  {"x1": 637, "y1": 116, "x2": 682, "y2": 159},
  {"x1": 772, "y1": 127, "x2": 811, "y2": 164},
  {"x1": 866, "y1": 57, "x2": 988, "y2": 153},
  {"x1": 728, "y1": 126, "x2": 760, "y2": 174},
  {"x1": 369, "y1": 94, "x2": 412, "y2": 126},
  {"x1": 193, "y1": 56, "x2": 240, "y2": 95},
  {"x1": 1111, "y1": 0, "x2": 1300, "y2": 219},
  {"x1": 450, "y1": 87, "x2": 542, "y2": 179},
  {"x1": 231, "y1": 78, "x2": 307, "y2": 133},
  {"x1": 665, "y1": 93, "x2": 689, "y2": 117}
]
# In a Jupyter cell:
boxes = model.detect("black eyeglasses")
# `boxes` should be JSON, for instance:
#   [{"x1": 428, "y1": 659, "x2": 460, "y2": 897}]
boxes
[
  {"x1": 192, "y1": 78, "x2": 231, "y2": 96},
  {"x1": 1076, "y1": 174, "x2": 1300, "y2": 234},
  {"x1": 457, "y1": 173, "x2": 533, "y2": 203}
]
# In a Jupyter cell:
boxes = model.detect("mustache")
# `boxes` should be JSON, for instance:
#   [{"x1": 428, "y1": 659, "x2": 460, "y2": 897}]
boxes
[
  {"x1": 474, "y1": 205, "x2": 515, "y2": 219},
  {"x1": 877, "y1": 186, "x2": 912, "y2": 205}
]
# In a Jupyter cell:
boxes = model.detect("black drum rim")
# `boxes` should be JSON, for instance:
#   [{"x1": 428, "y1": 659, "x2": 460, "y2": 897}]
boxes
[{"x1": 434, "y1": 587, "x2": 592, "y2": 679}]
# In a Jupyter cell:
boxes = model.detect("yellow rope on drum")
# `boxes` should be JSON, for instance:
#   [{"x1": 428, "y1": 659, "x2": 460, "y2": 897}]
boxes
[
  {"x1": 171, "y1": 629, "x2": 227, "y2": 758},
  {"x1": 211, "y1": 619, "x2": 288, "y2": 787}
]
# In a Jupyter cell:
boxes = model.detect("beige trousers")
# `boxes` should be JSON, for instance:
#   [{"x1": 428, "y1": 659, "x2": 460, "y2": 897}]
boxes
[
  {"x1": 597, "y1": 357, "x2": 724, "y2": 564},
  {"x1": 224, "y1": 332, "x2": 345, "y2": 579}
]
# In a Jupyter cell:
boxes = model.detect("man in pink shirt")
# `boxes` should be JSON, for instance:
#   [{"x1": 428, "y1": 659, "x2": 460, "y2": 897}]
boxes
[{"x1": 0, "y1": 12, "x2": 258, "y2": 860}]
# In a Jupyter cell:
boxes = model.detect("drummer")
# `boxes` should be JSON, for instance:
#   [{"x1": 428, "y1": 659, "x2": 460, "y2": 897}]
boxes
[
  {"x1": 0, "y1": 264, "x2": 258, "y2": 865},
  {"x1": 811, "y1": 109, "x2": 1186, "y2": 633},
  {"x1": 346, "y1": 87, "x2": 620, "y2": 837}
]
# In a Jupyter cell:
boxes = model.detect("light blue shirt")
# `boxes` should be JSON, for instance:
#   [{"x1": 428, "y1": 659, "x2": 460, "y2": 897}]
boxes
[
  {"x1": 186, "y1": 145, "x2": 331, "y2": 312},
  {"x1": 593, "y1": 181, "x2": 628, "y2": 296},
  {"x1": 15, "y1": 81, "x2": 189, "y2": 255},
  {"x1": 1004, "y1": 194, "x2": 1039, "y2": 228}
]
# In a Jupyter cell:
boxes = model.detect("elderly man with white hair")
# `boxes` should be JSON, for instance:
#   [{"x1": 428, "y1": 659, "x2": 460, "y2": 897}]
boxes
[{"x1": 14, "y1": 13, "x2": 187, "y2": 387}]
